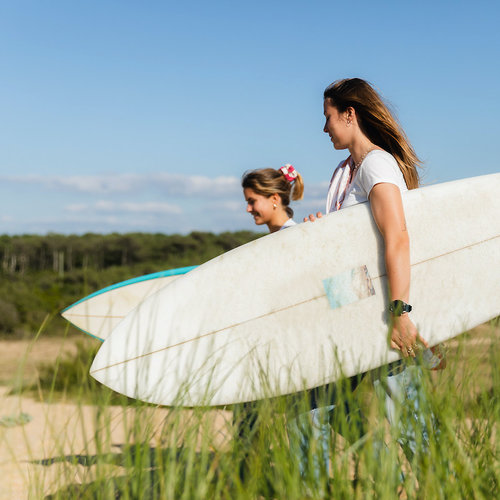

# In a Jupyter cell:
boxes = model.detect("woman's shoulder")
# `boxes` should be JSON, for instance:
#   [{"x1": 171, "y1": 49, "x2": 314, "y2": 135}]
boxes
[
  {"x1": 356, "y1": 150, "x2": 406, "y2": 193},
  {"x1": 360, "y1": 150, "x2": 403, "y2": 179},
  {"x1": 362, "y1": 149, "x2": 399, "y2": 170}
]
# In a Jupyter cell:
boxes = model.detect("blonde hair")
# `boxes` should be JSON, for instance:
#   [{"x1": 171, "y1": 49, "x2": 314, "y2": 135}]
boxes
[
  {"x1": 324, "y1": 78, "x2": 421, "y2": 189},
  {"x1": 241, "y1": 167, "x2": 304, "y2": 218}
]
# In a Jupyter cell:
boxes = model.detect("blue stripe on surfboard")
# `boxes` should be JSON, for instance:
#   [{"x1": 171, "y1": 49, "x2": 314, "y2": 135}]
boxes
[
  {"x1": 71, "y1": 323, "x2": 107, "y2": 342},
  {"x1": 61, "y1": 265, "x2": 198, "y2": 314}
]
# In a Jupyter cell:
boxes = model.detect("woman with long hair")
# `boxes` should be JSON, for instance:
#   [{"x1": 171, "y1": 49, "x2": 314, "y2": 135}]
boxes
[
  {"x1": 305, "y1": 78, "x2": 443, "y2": 473},
  {"x1": 316, "y1": 77, "x2": 426, "y2": 356}
]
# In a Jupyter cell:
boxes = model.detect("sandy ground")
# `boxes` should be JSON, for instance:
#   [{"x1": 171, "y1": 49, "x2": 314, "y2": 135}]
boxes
[
  {"x1": 0, "y1": 336, "x2": 231, "y2": 499},
  {"x1": 1, "y1": 385, "x2": 127, "y2": 499},
  {"x1": 0, "y1": 323, "x2": 498, "y2": 499},
  {"x1": 0, "y1": 336, "x2": 85, "y2": 387}
]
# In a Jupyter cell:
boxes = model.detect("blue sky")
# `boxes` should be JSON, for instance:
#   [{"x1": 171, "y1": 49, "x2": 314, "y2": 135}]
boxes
[{"x1": 1, "y1": 0, "x2": 499, "y2": 235}]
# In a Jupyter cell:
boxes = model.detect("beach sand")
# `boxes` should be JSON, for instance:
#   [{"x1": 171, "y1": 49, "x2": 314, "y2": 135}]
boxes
[{"x1": 0, "y1": 336, "x2": 231, "y2": 499}]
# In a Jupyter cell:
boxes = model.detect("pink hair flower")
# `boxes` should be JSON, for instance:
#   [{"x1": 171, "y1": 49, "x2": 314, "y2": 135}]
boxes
[{"x1": 280, "y1": 164, "x2": 298, "y2": 183}]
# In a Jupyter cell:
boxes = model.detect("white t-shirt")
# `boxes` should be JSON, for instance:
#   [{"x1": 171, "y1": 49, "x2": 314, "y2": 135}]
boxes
[
  {"x1": 279, "y1": 218, "x2": 296, "y2": 230},
  {"x1": 328, "y1": 150, "x2": 407, "y2": 213}
]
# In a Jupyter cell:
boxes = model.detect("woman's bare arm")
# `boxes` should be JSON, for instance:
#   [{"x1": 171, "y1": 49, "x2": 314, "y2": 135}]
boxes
[{"x1": 369, "y1": 183, "x2": 428, "y2": 356}]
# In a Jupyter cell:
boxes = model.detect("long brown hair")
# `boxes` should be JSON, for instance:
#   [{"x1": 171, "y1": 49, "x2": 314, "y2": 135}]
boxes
[
  {"x1": 241, "y1": 167, "x2": 304, "y2": 218},
  {"x1": 324, "y1": 78, "x2": 421, "y2": 189}
]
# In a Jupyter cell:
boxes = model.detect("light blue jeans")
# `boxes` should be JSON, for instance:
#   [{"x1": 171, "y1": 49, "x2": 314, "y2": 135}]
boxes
[
  {"x1": 287, "y1": 364, "x2": 432, "y2": 478},
  {"x1": 372, "y1": 364, "x2": 432, "y2": 462},
  {"x1": 287, "y1": 404, "x2": 335, "y2": 479}
]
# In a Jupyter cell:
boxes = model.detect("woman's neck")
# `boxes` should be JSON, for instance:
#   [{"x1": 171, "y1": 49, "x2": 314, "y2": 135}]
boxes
[
  {"x1": 267, "y1": 211, "x2": 290, "y2": 233},
  {"x1": 349, "y1": 136, "x2": 381, "y2": 167}
]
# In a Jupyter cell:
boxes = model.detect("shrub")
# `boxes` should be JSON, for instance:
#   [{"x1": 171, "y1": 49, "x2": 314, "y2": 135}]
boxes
[{"x1": 0, "y1": 298, "x2": 20, "y2": 334}]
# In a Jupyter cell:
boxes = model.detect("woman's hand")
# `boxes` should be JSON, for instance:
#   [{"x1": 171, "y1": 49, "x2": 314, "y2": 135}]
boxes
[
  {"x1": 390, "y1": 314, "x2": 428, "y2": 357},
  {"x1": 303, "y1": 212, "x2": 323, "y2": 222}
]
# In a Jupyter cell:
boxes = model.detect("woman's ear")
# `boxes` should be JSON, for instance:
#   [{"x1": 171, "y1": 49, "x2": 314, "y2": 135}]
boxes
[
  {"x1": 345, "y1": 106, "x2": 357, "y2": 125},
  {"x1": 271, "y1": 193, "x2": 281, "y2": 207}
]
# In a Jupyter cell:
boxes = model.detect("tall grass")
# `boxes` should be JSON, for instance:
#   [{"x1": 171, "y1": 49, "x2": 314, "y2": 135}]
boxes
[{"x1": 5, "y1": 319, "x2": 499, "y2": 499}]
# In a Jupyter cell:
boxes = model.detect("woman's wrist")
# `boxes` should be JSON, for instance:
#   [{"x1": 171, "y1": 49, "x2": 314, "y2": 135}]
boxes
[{"x1": 388, "y1": 299, "x2": 412, "y2": 316}]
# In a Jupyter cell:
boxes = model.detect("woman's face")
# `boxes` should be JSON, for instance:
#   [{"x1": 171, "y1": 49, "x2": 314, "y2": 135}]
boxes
[
  {"x1": 243, "y1": 187, "x2": 276, "y2": 226},
  {"x1": 323, "y1": 100, "x2": 350, "y2": 150}
]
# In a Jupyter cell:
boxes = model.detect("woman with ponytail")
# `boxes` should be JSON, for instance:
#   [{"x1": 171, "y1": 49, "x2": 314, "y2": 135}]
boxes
[
  {"x1": 241, "y1": 162, "x2": 373, "y2": 486},
  {"x1": 234, "y1": 164, "x2": 304, "y2": 481},
  {"x1": 242, "y1": 164, "x2": 304, "y2": 232}
]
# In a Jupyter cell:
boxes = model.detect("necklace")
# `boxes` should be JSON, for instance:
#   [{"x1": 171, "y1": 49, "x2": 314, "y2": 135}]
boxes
[{"x1": 352, "y1": 148, "x2": 375, "y2": 171}]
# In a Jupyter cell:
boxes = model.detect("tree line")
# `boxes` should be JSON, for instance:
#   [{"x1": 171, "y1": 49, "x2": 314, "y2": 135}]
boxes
[
  {"x1": 0, "y1": 231, "x2": 261, "y2": 337},
  {"x1": 0, "y1": 231, "x2": 261, "y2": 275}
]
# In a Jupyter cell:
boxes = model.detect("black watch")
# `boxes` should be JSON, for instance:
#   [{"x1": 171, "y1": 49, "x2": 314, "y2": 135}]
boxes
[{"x1": 389, "y1": 300, "x2": 412, "y2": 316}]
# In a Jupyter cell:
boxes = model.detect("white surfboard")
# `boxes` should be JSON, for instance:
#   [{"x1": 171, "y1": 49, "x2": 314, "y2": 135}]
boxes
[
  {"x1": 61, "y1": 266, "x2": 197, "y2": 340},
  {"x1": 90, "y1": 174, "x2": 500, "y2": 406}
]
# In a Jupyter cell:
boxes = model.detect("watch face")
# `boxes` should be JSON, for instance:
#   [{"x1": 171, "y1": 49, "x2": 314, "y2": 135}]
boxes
[{"x1": 389, "y1": 300, "x2": 411, "y2": 315}]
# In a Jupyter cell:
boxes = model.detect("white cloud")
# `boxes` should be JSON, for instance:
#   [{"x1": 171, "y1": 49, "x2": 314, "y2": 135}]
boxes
[
  {"x1": 1, "y1": 172, "x2": 241, "y2": 197},
  {"x1": 304, "y1": 181, "x2": 330, "y2": 198},
  {"x1": 66, "y1": 200, "x2": 182, "y2": 215},
  {"x1": 294, "y1": 197, "x2": 329, "y2": 212},
  {"x1": 1, "y1": 172, "x2": 329, "y2": 234},
  {"x1": 1, "y1": 173, "x2": 328, "y2": 206},
  {"x1": 154, "y1": 173, "x2": 240, "y2": 196},
  {"x1": 66, "y1": 203, "x2": 88, "y2": 212},
  {"x1": 206, "y1": 200, "x2": 246, "y2": 212},
  {"x1": 94, "y1": 200, "x2": 116, "y2": 210},
  {"x1": 105, "y1": 201, "x2": 182, "y2": 215},
  {"x1": 0, "y1": 174, "x2": 132, "y2": 194}
]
